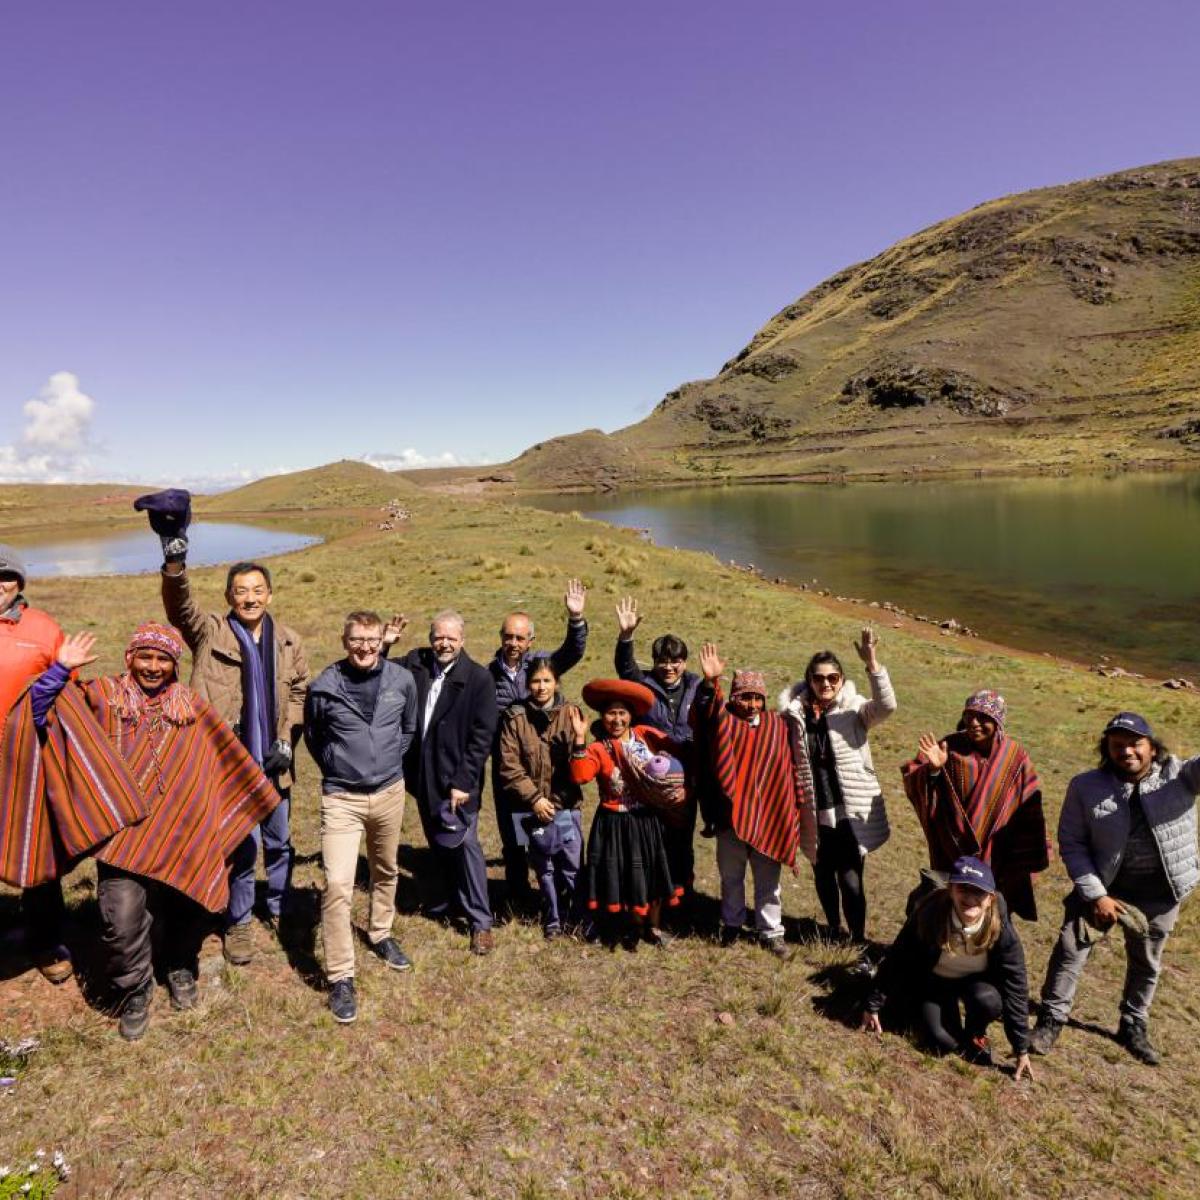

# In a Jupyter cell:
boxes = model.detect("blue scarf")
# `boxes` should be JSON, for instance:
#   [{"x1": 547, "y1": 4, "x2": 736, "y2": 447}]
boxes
[{"x1": 229, "y1": 613, "x2": 275, "y2": 765}]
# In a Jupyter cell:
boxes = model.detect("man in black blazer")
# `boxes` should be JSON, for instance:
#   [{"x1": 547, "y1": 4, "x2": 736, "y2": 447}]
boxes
[{"x1": 401, "y1": 610, "x2": 500, "y2": 954}]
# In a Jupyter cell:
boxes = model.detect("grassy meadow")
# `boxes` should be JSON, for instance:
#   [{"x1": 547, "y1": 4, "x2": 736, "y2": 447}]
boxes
[{"x1": 2, "y1": 477, "x2": 1199, "y2": 1198}]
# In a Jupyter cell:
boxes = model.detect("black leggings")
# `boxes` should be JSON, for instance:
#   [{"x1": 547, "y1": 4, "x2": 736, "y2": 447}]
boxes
[
  {"x1": 917, "y1": 975, "x2": 1002, "y2": 1055},
  {"x1": 813, "y1": 821, "x2": 866, "y2": 940}
]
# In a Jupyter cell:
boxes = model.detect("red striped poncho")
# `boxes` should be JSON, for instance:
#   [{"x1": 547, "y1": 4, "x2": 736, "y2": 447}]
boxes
[
  {"x1": 700, "y1": 683, "x2": 808, "y2": 868},
  {"x1": 902, "y1": 730, "x2": 1049, "y2": 919},
  {"x1": 1, "y1": 675, "x2": 280, "y2": 912}
]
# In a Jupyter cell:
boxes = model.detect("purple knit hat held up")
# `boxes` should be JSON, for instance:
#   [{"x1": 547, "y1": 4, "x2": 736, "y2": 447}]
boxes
[{"x1": 963, "y1": 689, "x2": 1006, "y2": 730}]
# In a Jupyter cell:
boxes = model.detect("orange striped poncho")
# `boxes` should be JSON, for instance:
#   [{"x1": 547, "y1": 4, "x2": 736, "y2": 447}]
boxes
[
  {"x1": 1, "y1": 675, "x2": 280, "y2": 912},
  {"x1": 700, "y1": 682, "x2": 809, "y2": 868}
]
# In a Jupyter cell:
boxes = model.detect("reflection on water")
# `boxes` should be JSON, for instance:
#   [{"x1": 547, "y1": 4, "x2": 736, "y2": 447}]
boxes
[
  {"x1": 20, "y1": 523, "x2": 320, "y2": 578},
  {"x1": 532, "y1": 474, "x2": 1200, "y2": 678}
]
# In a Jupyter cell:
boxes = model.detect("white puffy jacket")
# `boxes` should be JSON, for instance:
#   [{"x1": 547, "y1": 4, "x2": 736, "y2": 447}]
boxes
[{"x1": 780, "y1": 668, "x2": 897, "y2": 854}]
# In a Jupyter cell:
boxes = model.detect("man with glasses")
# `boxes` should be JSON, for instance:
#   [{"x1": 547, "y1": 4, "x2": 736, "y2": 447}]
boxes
[
  {"x1": 141, "y1": 489, "x2": 310, "y2": 966},
  {"x1": 614, "y1": 595, "x2": 703, "y2": 910},
  {"x1": 304, "y1": 612, "x2": 418, "y2": 1023}
]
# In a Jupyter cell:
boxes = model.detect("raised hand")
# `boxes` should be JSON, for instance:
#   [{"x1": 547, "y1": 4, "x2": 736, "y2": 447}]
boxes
[
  {"x1": 382, "y1": 613, "x2": 409, "y2": 648},
  {"x1": 616, "y1": 595, "x2": 641, "y2": 639},
  {"x1": 567, "y1": 704, "x2": 590, "y2": 743},
  {"x1": 854, "y1": 626, "x2": 880, "y2": 671},
  {"x1": 56, "y1": 631, "x2": 99, "y2": 671},
  {"x1": 699, "y1": 641, "x2": 725, "y2": 682},
  {"x1": 564, "y1": 578, "x2": 587, "y2": 619},
  {"x1": 917, "y1": 733, "x2": 948, "y2": 770}
]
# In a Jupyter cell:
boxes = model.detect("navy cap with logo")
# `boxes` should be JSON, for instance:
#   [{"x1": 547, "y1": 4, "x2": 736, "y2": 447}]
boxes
[
  {"x1": 948, "y1": 855, "x2": 996, "y2": 894},
  {"x1": 429, "y1": 796, "x2": 470, "y2": 849},
  {"x1": 1103, "y1": 711, "x2": 1154, "y2": 740}
]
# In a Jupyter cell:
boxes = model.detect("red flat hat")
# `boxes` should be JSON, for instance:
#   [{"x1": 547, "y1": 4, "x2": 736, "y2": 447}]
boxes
[{"x1": 581, "y1": 678, "x2": 656, "y2": 718}]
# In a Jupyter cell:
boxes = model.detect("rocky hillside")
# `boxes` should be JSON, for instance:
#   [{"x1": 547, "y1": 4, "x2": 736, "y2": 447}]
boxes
[{"x1": 417, "y1": 157, "x2": 1200, "y2": 491}]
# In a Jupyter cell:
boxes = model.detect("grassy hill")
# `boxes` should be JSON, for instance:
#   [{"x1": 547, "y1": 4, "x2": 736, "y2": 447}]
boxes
[
  {"x1": 199, "y1": 459, "x2": 412, "y2": 514},
  {"x1": 3, "y1": 487, "x2": 1199, "y2": 1197},
  {"x1": 410, "y1": 157, "x2": 1200, "y2": 492}
]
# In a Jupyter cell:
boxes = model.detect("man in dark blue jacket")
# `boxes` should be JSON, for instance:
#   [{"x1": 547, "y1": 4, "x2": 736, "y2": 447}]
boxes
[
  {"x1": 489, "y1": 578, "x2": 588, "y2": 906},
  {"x1": 614, "y1": 595, "x2": 703, "y2": 907},
  {"x1": 401, "y1": 610, "x2": 500, "y2": 955},
  {"x1": 304, "y1": 611, "x2": 418, "y2": 1024}
]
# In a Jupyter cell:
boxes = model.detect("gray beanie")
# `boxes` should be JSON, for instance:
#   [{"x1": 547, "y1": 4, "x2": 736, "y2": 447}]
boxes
[{"x1": 0, "y1": 544, "x2": 28, "y2": 589}]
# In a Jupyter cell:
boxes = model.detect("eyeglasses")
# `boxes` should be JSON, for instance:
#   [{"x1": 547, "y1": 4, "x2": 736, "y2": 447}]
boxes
[
  {"x1": 346, "y1": 637, "x2": 383, "y2": 649},
  {"x1": 811, "y1": 673, "x2": 841, "y2": 685}
]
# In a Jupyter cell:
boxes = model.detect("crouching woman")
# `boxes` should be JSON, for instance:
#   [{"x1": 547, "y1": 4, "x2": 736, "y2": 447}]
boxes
[{"x1": 860, "y1": 856, "x2": 1034, "y2": 1080}]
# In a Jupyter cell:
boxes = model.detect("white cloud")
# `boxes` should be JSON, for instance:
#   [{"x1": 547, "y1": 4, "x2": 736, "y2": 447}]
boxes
[
  {"x1": 22, "y1": 371, "x2": 96, "y2": 452},
  {"x1": 360, "y1": 448, "x2": 493, "y2": 471}
]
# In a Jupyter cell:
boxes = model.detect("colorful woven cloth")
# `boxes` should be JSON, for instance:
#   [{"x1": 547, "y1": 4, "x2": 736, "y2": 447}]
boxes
[{"x1": 703, "y1": 682, "x2": 807, "y2": 867}]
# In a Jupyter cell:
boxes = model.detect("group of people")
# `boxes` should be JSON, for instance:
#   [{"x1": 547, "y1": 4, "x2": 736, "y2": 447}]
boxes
[{"x1": 0, "y1": 490, "x2": 1196, "y2": 1072}]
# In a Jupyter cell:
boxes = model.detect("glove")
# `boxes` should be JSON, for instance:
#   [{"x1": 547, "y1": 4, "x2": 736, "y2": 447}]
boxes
[
  {"x1": 133, "y1": 489, "x2": 193, "y2": 564},
  {"x1": 262, "y1": 739, "x2": 292, "y2": 777}
]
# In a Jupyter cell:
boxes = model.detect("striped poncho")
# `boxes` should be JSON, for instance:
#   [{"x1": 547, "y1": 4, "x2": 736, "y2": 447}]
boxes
[
  {"x1": 700, "y1": 683, "x2": 812, "y2": 868},
  {"x1": 902, "y1": 730, "x2": 1049, "y2": 919},
  {"x1": 1, "y1": 675, "x2": 280, "y2": 912}
]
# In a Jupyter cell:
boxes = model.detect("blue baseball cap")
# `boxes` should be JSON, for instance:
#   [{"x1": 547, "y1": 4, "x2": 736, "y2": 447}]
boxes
[
  {"x1": 948, "y1": 855, "x2": 996, "y2": 894},
  {"x1": 1104, "y1": 711, "x2": 1154, "y2": 740}
]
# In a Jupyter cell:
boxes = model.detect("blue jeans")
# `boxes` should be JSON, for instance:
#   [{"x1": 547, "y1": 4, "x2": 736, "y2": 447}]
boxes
[
  {"x1": 526, "y1": 809, "x2": 583, "y2": 931},
  {"x1": 227, "y1": 790, "x2": 293, "y2": 927}
]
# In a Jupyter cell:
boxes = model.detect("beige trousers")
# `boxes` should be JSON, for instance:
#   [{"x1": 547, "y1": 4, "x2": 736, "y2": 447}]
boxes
[{"x1": 320, "y1": 778, "x2": 406, "y2": 983}]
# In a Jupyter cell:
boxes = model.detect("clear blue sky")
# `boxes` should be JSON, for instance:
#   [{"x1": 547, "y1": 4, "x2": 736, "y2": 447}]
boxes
[{"x1": 1, "y1": 1, "x2": 1197, "y2": 487}]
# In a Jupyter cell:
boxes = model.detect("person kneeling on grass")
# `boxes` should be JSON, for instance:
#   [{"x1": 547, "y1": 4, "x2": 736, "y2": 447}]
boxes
[
  {"x1": 1029, "y1": 712, "x2": 1199, "y2": 1067},
  {"x1": 568, "y1": 680, "x2": 681, "y2": 948},
  {"x1": 860, "y1": 856, "x2": 1034, "y2": 1080},
  {"x1": 3, "y1": 623, "x2": 279, "y2": 1041},
  {"x1": 692, "y1": 643, "x2": 814, "y2": 957},
  {"x1": 304, "y1": 611, "x2": 419, "y2": 1024},
  {"x1": 496, "y1": 655, "x2": 586, "y2": 939}
]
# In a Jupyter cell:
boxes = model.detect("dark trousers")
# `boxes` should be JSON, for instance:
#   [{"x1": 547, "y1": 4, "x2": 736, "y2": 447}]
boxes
[
  {"x1": 227, "y1": 789, "x2": 294, "y2": 926},
  {"x1": 21, "y1": 879, "x2": 66, "y2": 954},
  {"x1": 97, "y1": 863, "x2": 210, "y2": 995},
  {"x1": 427, "y1": 810, "x2": 494, "y2": 933},
  {"x1": 491, "y1": 758, "x2": 532, "y2": 898},
  {"x1": 813, "y1": 821, "x2": 866, "y2": 940},
  {"x1": 916, "y1": 974, "x2": 1002, "y2": 1055},
  {"x1": 661, "y1": 801, "x2": 697, "y2": 899}
]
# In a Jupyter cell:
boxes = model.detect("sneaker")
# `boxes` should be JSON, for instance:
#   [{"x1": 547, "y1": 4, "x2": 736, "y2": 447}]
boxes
[
  {"x1": 762, "y1": 936, "x2": 788, "y2": 959},
  {"x1": 329, "y1": 979, "x2": 358, "y2": 1024},
  {"x1": 118, "y1": 979, "x2": 154, "y2": 1042},
  {"x1": 1117, "y1": 1018, "x2": 1160, "y2": 1066},
  {"x1": 1028, "y1": 1014, "x2": 1064, "y2": 1056},
  {"x1": 166, "y1": 968, "x2": 199, "y2": 1011},
  {"x1": 961, "y1": 1034, "x2": 994, "y2": 1067},
  {"x1": 223, "y1": 921, "x2": 254, "y2": 966},
  {"x1": 370, "y1": 937, "x2": 413, "y2": 972},
  {"x1": 719, "y1": 925, "x2": 740, "y2": 948},
  {"x1": 469, "y1": 929, "x2": 495, "y2": 956},
  {"x1": 33, "y1": 945, "x2": 74, "y2": 985}
]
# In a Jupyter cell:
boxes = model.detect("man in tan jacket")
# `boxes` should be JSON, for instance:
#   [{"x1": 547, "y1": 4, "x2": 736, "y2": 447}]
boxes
[{"x1": 139, "y1": 489, "x2": 309, "y2": 965}]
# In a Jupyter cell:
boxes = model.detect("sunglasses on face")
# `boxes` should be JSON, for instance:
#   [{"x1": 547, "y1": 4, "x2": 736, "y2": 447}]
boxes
[{"x1": 811, "y1": 673, "x2": 841, "y2": 685}]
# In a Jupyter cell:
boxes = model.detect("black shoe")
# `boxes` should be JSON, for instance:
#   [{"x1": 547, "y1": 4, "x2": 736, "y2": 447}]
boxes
[
  {"x1": 1117, "y1": 1018, "x2": 1160, "y2": 1066},
  {"x1": 370, "y1": 937, "x2": 413, "y2": 972},
  {"x1": 329, "y1": 979, "x2": 358, "y2": 1024},
  {"x1": 118, "y1": 980, "x2": 154, "y2": 1042},
  {"x1": 961, "y1": 1034, "x2": 994, "y2": 1068},
  {"x1": 719, "y1": 925, "x2": 740, "y2": 948},
  {"x1": 543, "y1": 924, "x2": 562, "y2": 941},
  {"x1": 1028, "y1": 1014, "x2": 1064, "y2": 1056},
  {"x1": 166, "y1": 968, "x2": 198, "y2": 1011}
]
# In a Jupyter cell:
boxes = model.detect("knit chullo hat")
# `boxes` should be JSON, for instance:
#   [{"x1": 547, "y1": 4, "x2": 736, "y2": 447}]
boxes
[
  {"x1": 731, "y1": 670, "x2": 767, "y2": 699},
  {"x1": 125, "y1": 621, "x2": 185, "y2": 665},
  {"x1": 963, "y1": 689, "x2": 1006, "y2": 730}
]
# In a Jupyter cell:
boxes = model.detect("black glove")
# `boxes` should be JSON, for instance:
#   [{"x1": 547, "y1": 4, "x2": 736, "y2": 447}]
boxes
[
  {"x1": 261, "y1": 739, "x2": 293, "y2": 777},
  {"x1": 133, "y1": 489, "x2": 192, "y2": 564}
]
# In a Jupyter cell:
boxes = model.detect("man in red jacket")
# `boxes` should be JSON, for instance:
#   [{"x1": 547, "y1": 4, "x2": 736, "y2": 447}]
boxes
[{"x1": 0, "y1": 544, "x2": 72, "y2": 984}]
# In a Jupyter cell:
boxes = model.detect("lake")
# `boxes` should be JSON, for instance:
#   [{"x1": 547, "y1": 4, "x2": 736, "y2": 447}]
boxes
[
  {"x1": 16, "y1": 522, "x2": 320, "y2": 579},
  {"x1": 532, "y1": 473, "x2": 1200, "y2": 679}
]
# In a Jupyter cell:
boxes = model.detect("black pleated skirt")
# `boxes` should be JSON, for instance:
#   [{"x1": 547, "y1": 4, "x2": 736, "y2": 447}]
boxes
[{"x1": 583, "y1": 806, "x2": 678, "y2": 916}]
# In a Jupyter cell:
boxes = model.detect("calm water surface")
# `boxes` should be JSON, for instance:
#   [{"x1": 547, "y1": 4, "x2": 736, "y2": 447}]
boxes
[
  {"x1": 533, "y1": 474, "x2": 1200, "y2": 678},
  {"x1": 18, "y1": 522, "x2": 320, "y2": 578}
]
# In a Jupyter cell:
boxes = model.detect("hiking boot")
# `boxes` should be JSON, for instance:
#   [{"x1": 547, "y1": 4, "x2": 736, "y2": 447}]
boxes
[
  {"x1": 1028, "y1": 1014, "x2": 1064, "y2": 1056},
  {"x1": 469, "y1": 929, "x2": 495, "y2": 956},
  {"x1": 329, "y1": 978, "x2": 358, "y2": 1024},
  {"x1": 370, "y1": 936, "x2": 413, "y2": 972},
  {"x1": 961, "y1": 1034, "x2": 994, "y2": 1068},
  {"x1": 223, "y1": 921, "x2": 254, "y2": 966},
  {"x1": 33, "y1": 945, "x2": 74, "y2": 985},
  {"x1": 762, "y1": 936, "x2": 788, "y2": 959},
  {"x1": 166, "y1": 968, "x2": 198, "y2": 1011},
  {"x1": 118, "y1": 980, "x2": 154, "y2": 1042},
  {"x1": 1117, "y1": 1018, "x2": 1160, "y2": 1066}
]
